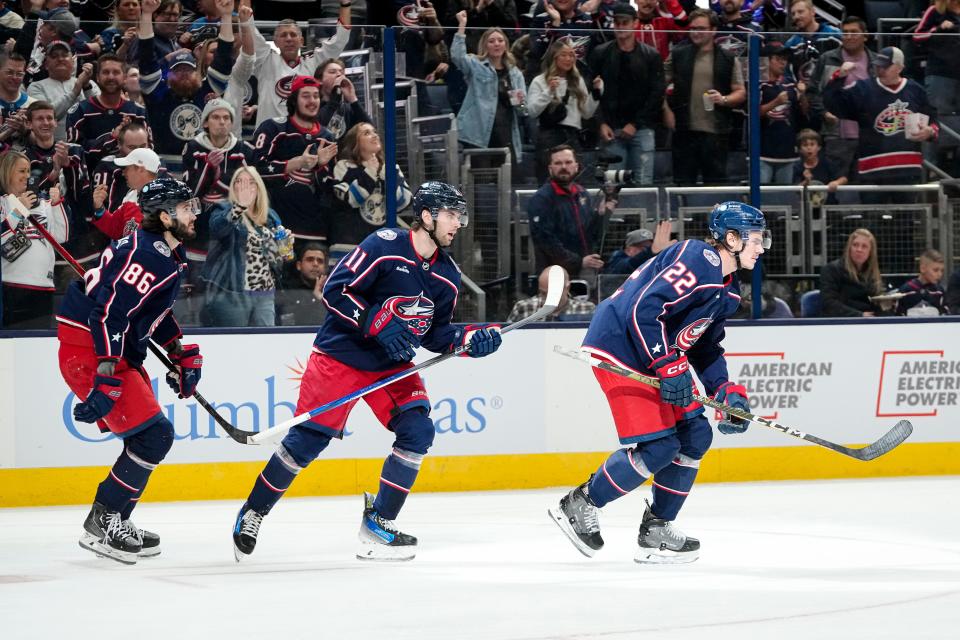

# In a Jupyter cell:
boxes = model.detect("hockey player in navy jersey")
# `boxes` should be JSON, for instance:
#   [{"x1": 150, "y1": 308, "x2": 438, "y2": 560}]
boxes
[
  {"x1": 232, "y1": 181, "x2": 503, "y2": 562},
  {"x1": 550, "y1": 201, "x2": 770, "y2": 564},
  {"x1": 56, "y1": 177, "x2": 203, "y2": 565}
]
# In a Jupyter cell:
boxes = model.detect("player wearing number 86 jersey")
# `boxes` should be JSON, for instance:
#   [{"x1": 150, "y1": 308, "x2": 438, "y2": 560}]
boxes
[
  {"x1": 549, "y1": 202, "x2": 768, "y2": 565},
  {"x1": 55, "y1": 178, "x2": 202, "y2": 565}
]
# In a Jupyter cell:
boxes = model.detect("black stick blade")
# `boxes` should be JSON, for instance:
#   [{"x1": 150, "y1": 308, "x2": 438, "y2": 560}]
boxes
[{"x1": 853, "y1": 420, "x2": 914, "y2": 461}]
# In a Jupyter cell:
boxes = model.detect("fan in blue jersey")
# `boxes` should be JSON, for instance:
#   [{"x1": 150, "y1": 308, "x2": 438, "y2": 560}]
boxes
[
  {"x1": 56, "y1": 177, "x2": 203, "y2": 565},
  {"x1": 550, "y1": 201, "x2": 770, "y2": 564},
  {"x1": 232, "y1": 181, "x2": 503, "y2": 563}
]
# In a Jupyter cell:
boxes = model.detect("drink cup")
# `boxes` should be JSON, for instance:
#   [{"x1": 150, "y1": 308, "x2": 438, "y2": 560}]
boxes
[
  {"x1": 904, "y1": 112, "x2": 922, "y2": 138},
  {"x1": 702, "y1": 91, "x2": 715, "y2": 112}
]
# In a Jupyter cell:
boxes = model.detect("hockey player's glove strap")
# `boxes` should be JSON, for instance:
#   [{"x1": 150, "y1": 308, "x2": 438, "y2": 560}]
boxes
[
  {"x1": 165, "y1": 344, "x2": 203, "y2": 399},
  {"x1": 362, "y1": 304, "x2": 419, "y2": 362},
  {"x1": 714, "y1": 381, "x2": 750, "y2": 434},
  {"x1": 459, "y1": 324, "x2": 502, "y2": 358},
  {"x1": 653, "y1": 352, "x2": 693, "y2": 407},
  {"x1": 74, "y1": 375, "x2": 123, "y2": 423}
]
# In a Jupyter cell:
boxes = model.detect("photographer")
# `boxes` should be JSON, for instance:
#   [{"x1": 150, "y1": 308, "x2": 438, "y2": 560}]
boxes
[
  {"x1": 1, "y1": 149, "x2": 68, "y2": 329},
  {"x1": 313, "y1": 58, "x2": 373, "y2": 141},
  {"x1": 528, "y1": 39, "x2": 601, "y2": 183},
  {"x1": 588, "y1": 3, "x2": 664, "y2": 186},
  {"x1": 528, "y1": 144, "x2": 615, "y2": 279}
]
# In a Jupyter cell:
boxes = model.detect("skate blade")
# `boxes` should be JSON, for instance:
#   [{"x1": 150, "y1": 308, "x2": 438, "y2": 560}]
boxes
[
  {"x1": 78, "y1": 534, "x2": 138, "y2": 565},
  {"x1": 138, "y1": 546, "x2": 161, "y2": 558},
  {"x1": 547, "y1": 507, "x2": 598, "y2": 558},
  {"x1": 356, "y1": 539, "x2": 416, "y2": 562},
  {"x1": 634, "y1": 547, "x2": 699, "y2": 565},
  {"x1": 233, "y1": 542, "x2": 252, "y2": 563}
]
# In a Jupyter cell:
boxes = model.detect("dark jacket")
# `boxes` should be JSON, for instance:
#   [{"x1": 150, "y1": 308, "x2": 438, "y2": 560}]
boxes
[
  {"x1": 603, "y1": 247, "x2": 654, "y2": 275},
  {"x1": 946, "y1": 268, "x2": 960, "y2": 315},
  {"x1": 819, "y1": 258, "x2": 881, "y2": 317},
  {"x1": 806, "y1": 46, "x2": 878, "y2": 137},
  {"x1": 588, "y1": 39, "x2": 664, "y2": 130},
  {"x1": 667, "y1": 43, "x2": 736, "y2": 135},
  {"x1": 528, "y1": 179, "x2": 601, "y2": 277}
]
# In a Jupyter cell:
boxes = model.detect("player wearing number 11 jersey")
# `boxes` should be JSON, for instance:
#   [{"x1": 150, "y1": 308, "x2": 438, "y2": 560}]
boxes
[
  {"x1": 550, "y1": 201, "x2": 771, "y2": 564},
  {"x1": 56, "y1": 177, "x2": 204, "y2": 565}
]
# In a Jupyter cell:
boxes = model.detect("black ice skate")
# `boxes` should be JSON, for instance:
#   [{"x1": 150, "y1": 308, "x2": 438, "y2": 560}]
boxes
[
  {"x1": 78, "y1": 502, "x2": 142, "y2": 565},
  {"x1": 233, "y1": 503, "x2": 264, "y2": 562},
  {"x1": 635, "y1": 501, "x2": 700, "y2": 564},
  {"x1": 357, "y1": 492, "x2": 417, "y2": 562},
  {"x1": 124, "y1": 520, "x2": 161, "y2": 557},
  {"x1": 548, "y1": 480, "x2": 604, "y2": 557}
]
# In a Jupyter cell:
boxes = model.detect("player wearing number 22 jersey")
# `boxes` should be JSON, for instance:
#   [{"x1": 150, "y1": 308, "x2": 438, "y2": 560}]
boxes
[
  {"x1": 550, "y1": 201, "x2": 770, "y2": 565},
  {"x1": 55, "y1": 178, "x2": 205, "y2": 565}
]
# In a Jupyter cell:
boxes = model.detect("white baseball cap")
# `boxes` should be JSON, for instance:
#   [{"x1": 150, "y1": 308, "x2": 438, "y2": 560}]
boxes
[{"x1": 114, "y1": 148, "x2": 161, "y2": 173}]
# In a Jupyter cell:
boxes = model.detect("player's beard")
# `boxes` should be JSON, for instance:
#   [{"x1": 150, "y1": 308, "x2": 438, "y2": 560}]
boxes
[
  {"x1": 424, "y1": 220, "x2": 450, "y2": 249},
  {"x1": 168, "y1": 218, "x2": 196, "y2": 242}
]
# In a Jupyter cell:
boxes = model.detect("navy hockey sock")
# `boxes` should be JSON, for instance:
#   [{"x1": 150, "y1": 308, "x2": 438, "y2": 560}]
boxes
[
  {"x1": 650, "y1": 454, "x2": 700, "y2": 521},
  {"x1": 120, "y1": 488, "x2": 144, "y2": 520},
  {"x1": 247, "y1": 447, "x2": 303, "y2": 515},
  {"x1": 587, "y1": 447, "x2": 652, "y2": 508},
  {"x1": 373, "y1": 448, "x2": 423, "y2": 520},
  {"x1": 95, "y1": 448, "x2": 156, "y2": 513}
]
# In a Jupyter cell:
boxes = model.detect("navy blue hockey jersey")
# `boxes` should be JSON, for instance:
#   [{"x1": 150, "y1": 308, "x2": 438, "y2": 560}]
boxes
[
  {"x1": 252, "y1": 116, "x2": 336, "y2": 241},
  {"x1": 56, "y1": 230, "x2": 185, "y2": 367},
  {"x1": 314, "y1": 228, "x2": 462, "y2": 371},
  {"x1": 824, "y1": 75, "x2": 936, "y2": 178},
  {"x1": 66, "y1": 96, "x2": 148, "y2": 172},
  {"x1": 582, "y1": 239, "x2": 741, "y2": 396}
]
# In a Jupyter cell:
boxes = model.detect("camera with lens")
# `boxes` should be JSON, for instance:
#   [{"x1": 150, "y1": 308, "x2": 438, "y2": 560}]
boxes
[{"x1": 594, "y1": 151, "x2": 636, "y2": 198}]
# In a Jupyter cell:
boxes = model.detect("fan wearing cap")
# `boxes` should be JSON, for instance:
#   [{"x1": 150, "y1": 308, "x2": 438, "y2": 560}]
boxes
[
  {"x1": 89, "y1": 147, "x2": 162, "y2": 240},
  {"x1": 90, "y1": 120, "x2": 150, "y2": 214},
  {"x1": 824, "y1": 45, "x2": 937, "y2": 205},
  {"x1": 251, "y1": 74, "x2": 338, "y2": 244},
  {"x1": 14, "y1": 7, "x2": 97, "y2": 85},
  {"x1": 758, "y1": 41, "x2": 806, "y2": 185},
  {"x1": 603, "y1": 220, "x2": 677, "y2": 275},
  {"x1": 182, "y1": 98, "x2": 254, "y2": 210},
  {"x1": 250, "y1": 2, "x2": 352, "y2": 127},
  {"x1": 137, "y1": 0, "x2": 233, "y2": 155},
  {"x1": 26, "y1": 41, "x2": 98, "y2": 142}
]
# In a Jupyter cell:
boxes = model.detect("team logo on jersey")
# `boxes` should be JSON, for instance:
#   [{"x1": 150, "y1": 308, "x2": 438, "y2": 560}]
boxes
[
  {"x1": 275, "y1": 75, "x2": 294, "y2": 100},
  {"x1": 874, "y1": 99, "x2": 910, "y2": 136},
  {"x1": 170, "y1": 103, "x2": 202, "y2": 141},
  {"x1": 123, "y1": 218, "x2": 139, "y2": 237},
  {"x1": 676, "y1": 317, "x2": 713, "y2": 351},
  {"x1": 381, "y1": 292, "x2": 435, "y2": 336},
  {"x1": 361, "y1": 191, "x2": 386, "y2": 226},
  {"x1": 154, "y1": 241, "x2": 171, "y2": 256},
  {"x1": 377, "y1": 228, "x2": 397, "y2": 241},
  {"x1": 703, "y1": 249, "x2": 721, "y2": 267}
]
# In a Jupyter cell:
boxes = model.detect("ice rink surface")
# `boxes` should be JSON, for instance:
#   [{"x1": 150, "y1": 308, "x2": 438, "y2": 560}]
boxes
[{"x1": 2, "y1": 476, "x2": 959, "y2": 640}]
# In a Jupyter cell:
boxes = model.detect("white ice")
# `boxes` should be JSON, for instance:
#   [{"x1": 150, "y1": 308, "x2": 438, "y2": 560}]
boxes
[{"x1": 2, "y1": 477, "x2": 959, "y2": 640}]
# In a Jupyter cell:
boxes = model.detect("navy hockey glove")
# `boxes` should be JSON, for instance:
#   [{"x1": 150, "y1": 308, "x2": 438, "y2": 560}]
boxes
[
  {"x1": 165, "y1": 344, "x2": 203, "y2": 398},
  {"x1": 653, "y1": 352, "x2": 693, "y2": 407},
  {"x1": 74, "y1": 375, "x2": 123, "y2": 423},
  {"x1": 714, "y1": 381, "x2": 750, "y2": 434},
  {"x1": 459, "y1": 324, "x2": 502, "y2": 358},
  {"x1": 362, "y1": 304, "x2": 419, "y2": 362}
]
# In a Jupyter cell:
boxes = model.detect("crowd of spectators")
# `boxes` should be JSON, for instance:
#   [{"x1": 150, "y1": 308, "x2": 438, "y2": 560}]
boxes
[{"x1": 2, "y1": 0, "x2": 960, "y2": 330}]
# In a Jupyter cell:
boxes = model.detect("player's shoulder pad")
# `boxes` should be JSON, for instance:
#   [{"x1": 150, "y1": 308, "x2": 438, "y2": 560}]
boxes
[{"x1": 677, "y1": 239, "x2": 724, "y2": 280}]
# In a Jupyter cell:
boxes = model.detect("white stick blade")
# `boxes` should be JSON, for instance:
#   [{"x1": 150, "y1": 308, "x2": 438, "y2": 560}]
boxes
[{"x1": 543, "y1": 265, "x2": 565, "y2": 309}]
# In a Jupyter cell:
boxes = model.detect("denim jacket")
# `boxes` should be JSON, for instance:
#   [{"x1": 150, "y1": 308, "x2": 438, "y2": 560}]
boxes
[
  {"x1": 202, "y1": 202, "x2": 284, "y2": 293},
  {"x1": 450, "y1": 33, "x2": 526, "y2": 160}
]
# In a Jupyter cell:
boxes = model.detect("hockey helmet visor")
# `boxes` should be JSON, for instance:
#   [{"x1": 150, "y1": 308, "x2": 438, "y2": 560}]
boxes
[{"x1": 709, "y1": 201, "x2": 771, "y2": 249}]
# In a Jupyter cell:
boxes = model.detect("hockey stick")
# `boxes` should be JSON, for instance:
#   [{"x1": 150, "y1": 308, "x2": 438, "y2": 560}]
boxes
[
  {"x1": 25, "y1": 215, "x2": 253, "y2": 445},
  {"x1": 246, "y1": 265, "x2": 567, "y2": 445},
  {"x1": 552, "y1": 345, "x2": 913, "y2": 461}
]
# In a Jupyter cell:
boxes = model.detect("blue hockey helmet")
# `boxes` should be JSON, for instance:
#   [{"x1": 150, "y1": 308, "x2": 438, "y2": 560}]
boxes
[
  {"x1": 708, "y1": 201, "x2": 771, "y2": 249},
  {"x1": 411, "y1": 181, "x2": 468, "y2": 227}
]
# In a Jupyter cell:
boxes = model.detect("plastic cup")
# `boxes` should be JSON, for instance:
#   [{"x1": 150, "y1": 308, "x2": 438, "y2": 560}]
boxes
[
  {"x1": 904, "y1": 112, "x2": 922, "y2": 138},
  {"x1": 702, "y1": 91, "x2": 715, "y2": 112}
]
